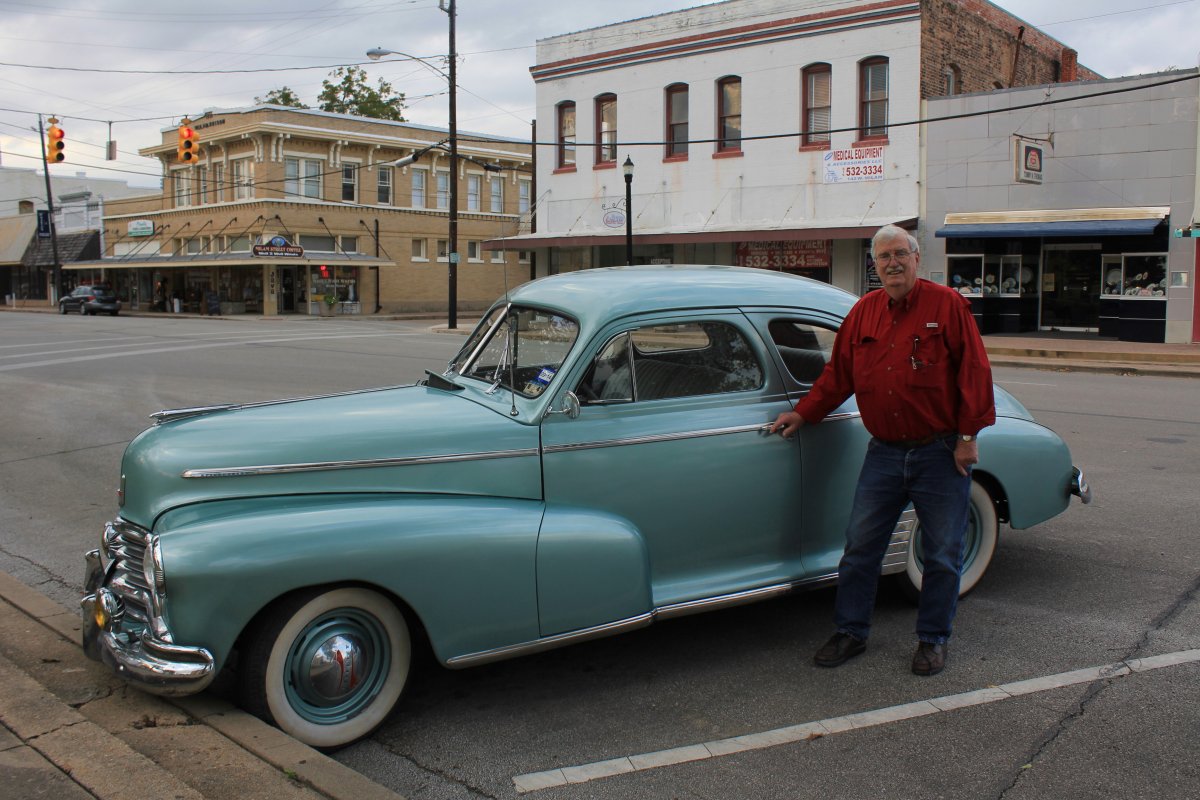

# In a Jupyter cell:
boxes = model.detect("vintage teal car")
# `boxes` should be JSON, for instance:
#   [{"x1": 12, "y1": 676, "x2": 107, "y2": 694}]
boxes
[{"x1": 82, "y1": 266, "x2": 1089, "y2": 749}]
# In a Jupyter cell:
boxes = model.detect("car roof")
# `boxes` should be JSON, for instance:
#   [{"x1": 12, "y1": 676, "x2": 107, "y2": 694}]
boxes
[{"x1": 505, "y1": 265, "x2": 857, "y2": 329}]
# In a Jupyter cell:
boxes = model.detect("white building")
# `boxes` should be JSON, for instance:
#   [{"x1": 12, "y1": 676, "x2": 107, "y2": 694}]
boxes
[{"x1": 493, "y1": 0, "x2": 1094, "y2": 295}]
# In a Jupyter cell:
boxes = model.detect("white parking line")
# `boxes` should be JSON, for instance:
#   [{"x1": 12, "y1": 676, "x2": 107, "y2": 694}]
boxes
[{"x1": 512, "y1": 648, "x2": 1200, "y2": 793}]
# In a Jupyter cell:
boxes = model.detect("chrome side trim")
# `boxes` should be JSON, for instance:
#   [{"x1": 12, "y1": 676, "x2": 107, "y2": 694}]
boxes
[
  {"x1": 151, "y1": 384, "x2": 415, "y2": 425},
  {"x1": 445, "y1": 613, "x2": 654, "y2": 668},
  {"x1": 182, "y1": 447, "x2": 540, "y2": 478},
  {"x1": 543, "y1": 423, "x2": 772, "y2": 454}
]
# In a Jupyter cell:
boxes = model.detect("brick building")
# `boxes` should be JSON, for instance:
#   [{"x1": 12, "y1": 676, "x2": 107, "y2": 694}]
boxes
[
  {"x1": 492, "y1": 0, "x2": 1098, "y2": 294},
  {"x1": 71, "y1": 105, "x2": 533, "y2": 316}
]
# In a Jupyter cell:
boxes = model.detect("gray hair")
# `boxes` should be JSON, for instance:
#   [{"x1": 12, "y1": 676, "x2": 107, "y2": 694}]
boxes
[{"x1": 872, "y1": 224, "x2": 918, "y2": 257}]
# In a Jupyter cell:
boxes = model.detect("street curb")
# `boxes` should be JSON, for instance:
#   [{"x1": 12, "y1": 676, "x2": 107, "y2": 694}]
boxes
[
  {"x1": 987, "y1": 356, "x2": 1200, "y2": 379},
  {"x1": 0, "y1": 571, "x2": 406, "y2": 800}
]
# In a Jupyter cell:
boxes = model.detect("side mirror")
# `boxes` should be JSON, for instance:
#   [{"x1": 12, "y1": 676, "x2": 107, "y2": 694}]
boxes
[{"x1": 544, "y1": 391, "x2": 581, "y2": 420}]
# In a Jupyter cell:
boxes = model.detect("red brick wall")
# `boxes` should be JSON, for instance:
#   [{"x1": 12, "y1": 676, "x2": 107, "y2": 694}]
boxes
[{"x1": 919, "y1": 0, "x2": 1102, "y2": 98}]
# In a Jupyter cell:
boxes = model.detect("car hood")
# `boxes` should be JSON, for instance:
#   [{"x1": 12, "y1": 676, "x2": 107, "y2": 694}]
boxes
[
  {"x1": 119, "y1": 385, "x2": 542, "y2": 528},
  {"x1": 993, "y1": 385, "x2": 1035, "y2": 422}
]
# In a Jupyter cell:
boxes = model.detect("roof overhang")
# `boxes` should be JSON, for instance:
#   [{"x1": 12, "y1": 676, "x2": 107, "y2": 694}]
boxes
[
  {"x1": 65, "y1": 254, "x2": 394, "y2": 270},
  {"x1": 936, "y1": 207, "x2": 1169, "y2": 238},
  {"x1": 485, "y1": 217, "x2": 917, "y2": 250}
]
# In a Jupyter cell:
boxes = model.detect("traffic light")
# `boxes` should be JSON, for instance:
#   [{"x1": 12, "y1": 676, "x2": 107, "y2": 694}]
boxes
[
  {"x1": 177, "y1": 121, "x2": 198, "y2": 163},
  {"x1": 46, "y1": 119, "x2": 65, "y2": 163}
]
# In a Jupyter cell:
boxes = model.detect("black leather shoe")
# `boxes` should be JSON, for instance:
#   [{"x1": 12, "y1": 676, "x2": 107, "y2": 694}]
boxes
[
  {"x1": 911, "y1": 642, "x2": 946, "y2": 676},
  {"x1": 814, "y1": 632, "x2": 866, "y2": 667}
]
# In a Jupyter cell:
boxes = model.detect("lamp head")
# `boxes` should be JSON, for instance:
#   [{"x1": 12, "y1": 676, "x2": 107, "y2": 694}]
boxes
[
  {"x1": 622, "y1": 156, "x2": 634, "y2": 178},
  {"x1": 366, "y1": 47, "x2": 391, "y2": 61}
]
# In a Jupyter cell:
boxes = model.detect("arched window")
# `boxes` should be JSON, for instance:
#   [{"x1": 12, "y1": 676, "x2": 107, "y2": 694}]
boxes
[
  {"x1": 801, "y1": 63, "x2": 831, "y2": 146},
  {"x1": 665, "y1": 83, "x2": 689, "y2": 158},
  {"x1": 858, "y1": 57, "x2": 889, "y2": 140},
  {"x1": 944, "y1": 63, "x2": 962, "y2": 95},
  {"x1": 556, "y1": 101, "x2": 576, "y2": 168},
  {"x1": 716, "y1": 76, "x2": 742, "y2": 152},
  {"x1": 594, "y1": 93, "x2": 617, "y2": 165}
]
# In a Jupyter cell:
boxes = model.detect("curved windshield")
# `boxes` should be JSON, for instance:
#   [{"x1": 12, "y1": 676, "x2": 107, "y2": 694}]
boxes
[{"x1": 459, "y1": 306, "x2": 579, "y2": 397}]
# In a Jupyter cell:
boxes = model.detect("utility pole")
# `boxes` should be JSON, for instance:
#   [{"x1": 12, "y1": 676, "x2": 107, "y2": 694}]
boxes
[
  {"x1": 37, "y1": 114, "x2": 63, "y2": 304},
  {"x1": 441, "y1": 0, "x2": 459, "y2": 329}
]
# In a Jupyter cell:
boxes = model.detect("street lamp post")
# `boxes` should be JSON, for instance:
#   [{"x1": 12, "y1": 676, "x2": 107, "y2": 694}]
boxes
[
  {"x1": 367, "y1": 0, "x2": 460, "y2": 328},
  {"x1": 623, "y1": 156, "x2": 634, "y2": 266}
]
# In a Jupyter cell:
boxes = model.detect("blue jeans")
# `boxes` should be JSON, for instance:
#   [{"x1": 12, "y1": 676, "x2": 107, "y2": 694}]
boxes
[{"x1": 834, "y1": 436, "x2": 972, "y2": 645}]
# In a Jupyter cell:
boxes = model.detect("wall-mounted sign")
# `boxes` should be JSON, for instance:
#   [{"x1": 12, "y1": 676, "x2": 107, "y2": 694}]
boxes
[
  {"x1": 37, "y1": 209, "x2": 51, "y2": 238},
  {"x1": 253, "y1": 235, "x2": 304, "y2": 258},
  {"x1": 823, "y1": 146, "x2": 885, "y2": 183},
  {"x1": 1016, "y1": 140, "x2": 1043, "y2": 184},
  {"x1": 736, "y1": 240, "x2": 831, "y2": 270},
  {"x1": 127, "y1": 219, "x2": 155, "y2": 237},
  {"x1": 601, "y1": 198, "x2": 627, "y2": 229}
]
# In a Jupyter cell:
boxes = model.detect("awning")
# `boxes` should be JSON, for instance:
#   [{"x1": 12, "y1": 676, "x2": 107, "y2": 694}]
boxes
[
  {"x1": 0, "y1": 216, "x2": 37, "y2": 265},
  {"x1": 64, "y1": 253, "x2": 394, "y2": 270},
  {"x1": 486, "y1": 217, "x2": 917, "y2": 250},
  {"x1": 936, "y1": 207, "x2": 1169, "y2": 238}
]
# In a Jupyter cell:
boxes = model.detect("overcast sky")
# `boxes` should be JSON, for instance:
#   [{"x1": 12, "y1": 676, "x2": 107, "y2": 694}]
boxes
[{"x1": 1, "y1": 0, "x2": 1197, "y2": 190}]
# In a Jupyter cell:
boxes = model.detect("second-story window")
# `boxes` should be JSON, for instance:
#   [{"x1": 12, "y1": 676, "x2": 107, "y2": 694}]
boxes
[
  {"x1": 435, "y1": 169, "x2": 450, "y2": 209},
  {"x1": 285, "y1": 158, "x2": 322, "y2": 199},
  {"x1": 802, "y1": 64, "x2": 832, "y2": 146},
  {"x1": 595, "y1": 93, "x2": 617, "y2": 165},
  {"x1": 377, "y1": 166, "x2": 392, "y2": 205},
  {"x1": 231, "y1": 159, "x2": 253, "y2": 200},
  {"x1": 944, "y1": 63, "x2": 962, "y2": 95},
  {"x1": 557, "y1": 101, "x2": 576, "y2": 168},
  {"x1": 213, "y1": 164, "x2": 224, "y2": 203},
  {"x1": 342, "y1": 164, "x2": 358, "y2": 202},
  {"x1": 196, "y1": 166, "x2": 208, "y2": 204},
  {"x1": 665, "y1": 83, "x2": 688, "y2": 158},
  {"x1": 489, "y1": 175, "x2": 503, "y2": 212},
  {"x1": 411, "y1": 168, "x2": 427, "y2": 207},
  {"x1": 467, "y1": 174, "x2": 482, "y2": 211},
  {"x1": 717, "y1": 76, "x2": 742, "y2": 152},
  {"x1": 859, "y1": 57, "x2": 889, "y2": 140},
  {"x1": 518, "y1": 178, "x2": 531, "y2": 214}
]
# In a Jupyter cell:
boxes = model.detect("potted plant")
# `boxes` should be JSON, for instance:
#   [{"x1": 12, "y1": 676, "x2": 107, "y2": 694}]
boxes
[{"x1": 320, "y1": 293, "x2": 338, "y2": 316}]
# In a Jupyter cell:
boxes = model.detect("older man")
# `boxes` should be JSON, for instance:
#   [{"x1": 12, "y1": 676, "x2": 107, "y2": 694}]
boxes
[{"x1": 771, "y1": 224, "x2": 995, "y2": 676}]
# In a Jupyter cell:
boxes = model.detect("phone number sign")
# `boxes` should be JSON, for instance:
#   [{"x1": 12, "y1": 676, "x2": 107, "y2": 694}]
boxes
[
  {"x1": 823, "y1": 146, "x2": 885, "y2": 183},
  {"x1": 736, "y1": 240, "x2": 831, "y2": 270}
]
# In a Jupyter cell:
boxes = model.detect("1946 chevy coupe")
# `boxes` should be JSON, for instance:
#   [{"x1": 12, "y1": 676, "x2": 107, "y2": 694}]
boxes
[{"x1": 82, "y1": 266, "x2": 1090, "y2": 749}]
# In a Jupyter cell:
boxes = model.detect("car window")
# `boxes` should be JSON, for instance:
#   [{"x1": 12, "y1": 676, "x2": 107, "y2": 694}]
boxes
[
  {"x1": 459, "y1": 306, "x2": 578, "y2": 397},
  {"x1": 577, "y1": 321, "x2": 763, "y2": 404},
  {"x1": 768, "y1": 320, "x2": 836, "y2": 383}
]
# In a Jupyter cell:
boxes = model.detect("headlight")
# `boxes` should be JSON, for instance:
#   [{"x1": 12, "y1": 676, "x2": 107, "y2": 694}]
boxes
[{"x1": 142, "y1": 536, "x2": 166, "y2": 595}]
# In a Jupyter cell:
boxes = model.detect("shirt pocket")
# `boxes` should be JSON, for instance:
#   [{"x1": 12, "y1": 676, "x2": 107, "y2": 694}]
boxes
[
  {"x1": 851, "y1": 337, "x2": 882, "y2": 394},
  {"x1": 910, "y1": 330, "x2": 950, "y2": 388}
]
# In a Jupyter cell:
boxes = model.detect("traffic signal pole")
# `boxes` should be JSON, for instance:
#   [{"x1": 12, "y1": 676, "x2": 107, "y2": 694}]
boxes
[{"x1": 37, "y1": 114, "x2": 63, "y2": 304}]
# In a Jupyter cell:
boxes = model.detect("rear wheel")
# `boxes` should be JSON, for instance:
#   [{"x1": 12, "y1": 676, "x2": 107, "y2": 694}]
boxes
[
  {"x1": 58, "y1": 303, "x2": 67, "y2": 315},
  {"x1": 900, "y1": 480, "x2": 998, "y2": 600},
  {"x1": 239, "y1": 587, "x2": 411, "y2": 750}
]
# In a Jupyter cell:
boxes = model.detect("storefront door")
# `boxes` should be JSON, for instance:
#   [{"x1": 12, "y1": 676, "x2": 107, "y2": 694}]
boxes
[
  {"x1": 278, "y1": 267, "x2": 297, "y2": 313},
  {"x1": 1040, "y1": 246, "x2": 1101, "y2": 330}
]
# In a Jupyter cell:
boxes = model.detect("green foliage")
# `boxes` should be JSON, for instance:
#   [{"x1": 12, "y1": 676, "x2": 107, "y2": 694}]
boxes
[
  {"x1": 255, "y1": 87, "x2": 308, "y2": 108},
  {"x1": 317, "y1": 66, "x2": 407, "y2": 121}
]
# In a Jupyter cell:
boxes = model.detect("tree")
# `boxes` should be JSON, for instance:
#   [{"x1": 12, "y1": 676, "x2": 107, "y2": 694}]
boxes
[
  {"x1": 255, "y1": 87, "x2": 308, "y2": 108},
  {"x1": 317, "y1": 66, "x2": 406, "y2": 121}
]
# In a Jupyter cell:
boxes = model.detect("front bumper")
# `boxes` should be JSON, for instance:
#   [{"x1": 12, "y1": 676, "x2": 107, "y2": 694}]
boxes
[
  {"x1": 1071, "y1": 466, "x2": 1092, "y2": 504},
  {"x1": 81, "y1": 548, "x2": 215, "y2": 696}
]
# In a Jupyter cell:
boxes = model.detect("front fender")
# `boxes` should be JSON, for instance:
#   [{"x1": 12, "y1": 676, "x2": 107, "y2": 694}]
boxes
[
  {"x1": 154, "y1": 494, "x2": 544, "y2": 668},
  {"x1": 978, "y1": 418, "x2": 1074, "y2": 529}
]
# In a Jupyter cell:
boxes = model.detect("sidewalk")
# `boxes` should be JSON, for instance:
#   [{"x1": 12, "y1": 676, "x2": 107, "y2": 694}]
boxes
[{"x1": 0, "y1": 571, "x2": 405, "y2": 800}]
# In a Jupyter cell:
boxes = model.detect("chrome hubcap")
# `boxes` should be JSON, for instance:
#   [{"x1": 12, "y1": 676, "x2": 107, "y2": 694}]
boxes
[{"x1": 308, "y1": 634, "x2": 366, "y2": 702}]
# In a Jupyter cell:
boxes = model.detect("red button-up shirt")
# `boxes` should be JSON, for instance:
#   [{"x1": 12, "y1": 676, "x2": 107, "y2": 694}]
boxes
[{"x1": 795, "y1": 279, "x2": 995, "y2": 441}]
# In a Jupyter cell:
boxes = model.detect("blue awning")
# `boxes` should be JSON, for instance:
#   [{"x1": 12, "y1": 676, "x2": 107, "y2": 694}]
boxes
[{"x1": 935, "y1": 208, "x2": 1169, "y2": 238}]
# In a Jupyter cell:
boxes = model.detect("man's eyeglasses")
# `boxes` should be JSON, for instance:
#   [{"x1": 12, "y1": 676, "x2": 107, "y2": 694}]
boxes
[{"x1": 876, "y1": 249, "x2": 914, "y2": 264}]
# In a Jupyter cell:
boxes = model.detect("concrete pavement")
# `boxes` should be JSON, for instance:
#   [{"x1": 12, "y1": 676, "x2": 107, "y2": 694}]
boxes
[{"x1": 0, "y1": 571, "x2": 405, "y2": 800}]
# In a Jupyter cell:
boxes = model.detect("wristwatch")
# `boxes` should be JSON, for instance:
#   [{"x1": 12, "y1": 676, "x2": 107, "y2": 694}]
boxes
[{"x1": 959, "y1": 434, "x2": 975, "y2": 442}]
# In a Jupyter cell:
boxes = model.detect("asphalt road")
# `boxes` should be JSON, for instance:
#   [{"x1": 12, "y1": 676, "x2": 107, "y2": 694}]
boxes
[{"x1": 1, "y1": 312, "x2": 1197, "y2": 800}]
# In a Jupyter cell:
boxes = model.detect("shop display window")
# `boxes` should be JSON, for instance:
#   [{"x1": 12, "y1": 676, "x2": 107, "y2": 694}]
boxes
[
  {"x1": 1120, "y1": 254, "x2": 1167, "y2": 297},
  {"x1": 998, "y1": 255, "x2": 1022, "y2": 296},
  {"x1": 947, "y1": 255, "x2": 983, "y2": 295}
]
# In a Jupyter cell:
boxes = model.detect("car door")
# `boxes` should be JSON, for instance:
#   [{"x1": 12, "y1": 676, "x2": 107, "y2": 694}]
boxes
[
  {"x1": 746, "y1": 311, "x2": 870, "y2": 577},
  {"x1": 537, "y1": 311, "x2": 804, "y2": 637}
]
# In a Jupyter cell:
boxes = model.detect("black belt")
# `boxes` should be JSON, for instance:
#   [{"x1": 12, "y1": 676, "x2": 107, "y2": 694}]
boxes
[{"x1": 879, "y1": 432, "x2": 954, "y2": 449}]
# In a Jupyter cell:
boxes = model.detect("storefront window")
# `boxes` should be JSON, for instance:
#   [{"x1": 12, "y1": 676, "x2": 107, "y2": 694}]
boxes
[
  {"x1": 948, "y1": 255, "x2": 983, "y2": 295},
  {"x1": 1121, "y1": 254, "x2": 1167, "y2": 297}
]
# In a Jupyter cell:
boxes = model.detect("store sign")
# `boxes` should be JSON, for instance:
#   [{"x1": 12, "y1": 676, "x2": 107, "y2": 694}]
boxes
[
  {"x1": 1016, "y1": 140, "x2": 1043, "y2": 184},
  {"x1": 601, "y1": 199, "x2": 627, "y2": 229},
  {"x1": 127, "y1": 219, "x2": 155, "y2": 237},
  {"x1": 37, "y1": 210, "x2": 51, "y2": 238},
  {"x1": 736, "y1": 240, "x2": 831, "y2": 270},
  {"x1": 823, "y1": 146, "x2": 885, "y2": 183},
  {"x1": 253, "y1": 235, "x2": 304, "y2": 258}
]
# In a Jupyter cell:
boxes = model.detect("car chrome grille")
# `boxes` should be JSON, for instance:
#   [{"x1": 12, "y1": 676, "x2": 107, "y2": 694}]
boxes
[
  {"x1": 880, "y1": 508, "x2": 917, "y2": 573},
  {"x1": 105, "y1": 518, "x2": 153, "y2": 630}
]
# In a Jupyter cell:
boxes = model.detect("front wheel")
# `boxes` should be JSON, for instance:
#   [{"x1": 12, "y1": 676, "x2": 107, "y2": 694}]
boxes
[
  {"x1": 901, "y1": 480, "x2": 998, "y2": 600},
  {"x1": 239, "y1": 587, "x2": 411, "y2": 750},
  {"x1": 59, "y1": 303, "x2": 68, "y2": 315}
]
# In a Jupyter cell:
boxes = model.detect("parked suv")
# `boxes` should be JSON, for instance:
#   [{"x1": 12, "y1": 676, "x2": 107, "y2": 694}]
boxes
[{"x1": 60, "y1": 285, "x2": 121, "y2": 316}]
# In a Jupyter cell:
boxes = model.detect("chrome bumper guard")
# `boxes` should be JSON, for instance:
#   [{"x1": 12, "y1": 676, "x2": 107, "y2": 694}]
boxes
[
  {"x1": 1071, "y1": 467, "x2": 1092, "y2": 505},
  {"x1": 81, "y1": 549, "x2": 215, "y2": 696}
]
